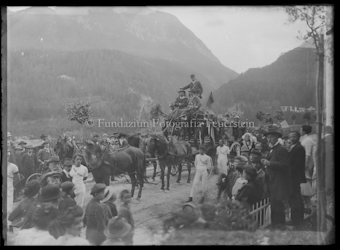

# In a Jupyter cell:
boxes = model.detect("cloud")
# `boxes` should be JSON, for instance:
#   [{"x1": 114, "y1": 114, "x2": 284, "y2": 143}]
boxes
[{"x1": 206, "y1": 19, "x2": 224, "y2": 26}]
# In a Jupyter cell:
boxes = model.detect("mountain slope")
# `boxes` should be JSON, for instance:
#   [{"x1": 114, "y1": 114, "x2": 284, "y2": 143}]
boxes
[
  {"x1": 8, "y1": 7, "x2": 238, "y2": 90},
  {"x1": 212, "y1": 47, "x2": 317, "y2": 122}
]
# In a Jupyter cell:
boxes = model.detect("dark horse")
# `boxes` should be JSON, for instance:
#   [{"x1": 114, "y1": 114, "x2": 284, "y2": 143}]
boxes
[
  {"x1": 54, "y1": 135, "x2": 77, "y2": 164},
  {"x1": 127, "y1": 134, "x2": 158, "y2": 181},
  {"x1": 147, "y1": 134, "x2": 192, "y2": 191},
  {"x1": 83, "y1": 141, "x2": 146, "y2": 200}
]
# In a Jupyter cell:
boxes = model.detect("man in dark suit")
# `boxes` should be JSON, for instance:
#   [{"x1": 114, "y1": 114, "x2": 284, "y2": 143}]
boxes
[
  {"x1": 37, "y1": 141, "x2": 55, "y2": 172},
  {"x1": 287, "y1": 131, "x2": 306, "y2": 227},
  {"x1": 170, "y1": 89, "x2": 189, "y2": 110},
  {"x1": 180, "y1": 74, "x2": 203, "y2": 99},
  {"x1": 261, "y1": 126, "x2": 291, "y2": 230},
  {"x1": 21, "y1": 145, "x2": 37, "y2": 178}
]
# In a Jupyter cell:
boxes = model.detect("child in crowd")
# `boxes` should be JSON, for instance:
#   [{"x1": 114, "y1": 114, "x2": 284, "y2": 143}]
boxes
[{"x1": 118, "y1": 189, "x2": 134, "y2": 245}]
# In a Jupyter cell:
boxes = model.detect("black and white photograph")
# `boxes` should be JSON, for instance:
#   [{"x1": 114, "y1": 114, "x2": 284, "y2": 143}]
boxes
[{"x1": 3, "y1": 5, "x2": 334, "y2": 245}]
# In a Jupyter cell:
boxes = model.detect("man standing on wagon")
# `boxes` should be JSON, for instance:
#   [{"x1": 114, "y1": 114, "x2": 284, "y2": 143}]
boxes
[
  {"x1": 37, "y1": 141, "x2": 55, "y2": 172},
  {"x1": 180, "y1": 74, "x2": 203, "y2": 99}
]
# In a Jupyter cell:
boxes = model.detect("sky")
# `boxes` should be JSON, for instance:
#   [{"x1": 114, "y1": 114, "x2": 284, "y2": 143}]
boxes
[{"x1": 8, "y1": 6, "x2": 309, "y2": 74}]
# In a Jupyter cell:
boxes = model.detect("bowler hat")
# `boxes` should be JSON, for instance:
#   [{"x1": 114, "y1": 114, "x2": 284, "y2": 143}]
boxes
[
  {"x1": 42, "y1": 141, "x2": 50, "y2": 146},
  {"x1": 90, "y1": 183, "x2": 107, "y2": 195},
  {"x1": 61, "y1": 181, "x2": 75, "y2": 193},
  {"x1": 38, "y1": 184, "x2": 61, "y2": 202},
  {"x1": 104, "y1": 217, "x2": 131, "y2": 239},
  {"x1": 249, "y1": 149, "x2": 262, "y2": 157},
  {"x1": 118, "y1": 133, "x2": 127, "y2": 139},
  {"x1": 263, "y1": 125, "x2": 283, "y2": 138},
  {"x1": 46, "y1": 156, "x2": 60, "y2": 165},
  {"x1": 63, "y1": 158, "x2": 73, "y2": 166},
  {"x1": 101, "y1": 186, "x2": 117, "y2": 203},
  {"x1": 24, "y1": 179, "x2": 41, "y2": 198}
]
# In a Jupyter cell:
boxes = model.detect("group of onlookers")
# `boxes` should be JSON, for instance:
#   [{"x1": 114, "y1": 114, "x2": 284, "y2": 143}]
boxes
[
  {"x1": 186, "y1": 124, "x2": 318, "y2": 230},
  {"x1": 8, "y1": 179, "x2": 135, "y2": 245}
]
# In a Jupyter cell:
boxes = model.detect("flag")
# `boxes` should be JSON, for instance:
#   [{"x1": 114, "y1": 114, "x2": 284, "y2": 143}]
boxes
[{"x1": 206, "y1": 91, "x2": 214, "y2": 109}]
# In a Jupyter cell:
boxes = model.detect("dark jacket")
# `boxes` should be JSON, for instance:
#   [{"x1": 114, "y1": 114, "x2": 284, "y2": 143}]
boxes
[
  {"x1": 104, "y1": 201, "x2": 118, "y2": 217},
  {"x1": 181, "y1": 80, "x2": 203, "y2": 96},
  {"x1": 289, "y1": 142, "x2": 306, "y2": 186},
  {"x1": 266, "y1": 143, "x2": 292, "y2": 200},
  {"x1": 58, "y1": 194, "x2": 76, "y2": 213},
  {"x1": 235, "y1": 179, "x2": 261, "y2": 208},
  {"x1": 37, "y1": 148, "x2": 55, "y2": 166},
  {"x1": 173, "y1": 96, "x2": 189, "y2": 109},
  {"x1": 60, "y1": 170, "x2": 72, "y2": 183},
  {"x1": 21, "y1": 153, "x2": 37, "y2": 178},
  {"x1": 256, "y1": 168, "x2": 269, "y2": 199},
  {"x1": 8, "y1": 197, "x2": 37, "y2": 228},
  {"x1": 84, "y1": 198, "x2": 110, "y2": 245}
]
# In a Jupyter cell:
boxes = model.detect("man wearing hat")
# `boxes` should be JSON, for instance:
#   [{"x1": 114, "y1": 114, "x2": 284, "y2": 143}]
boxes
[
  {"x1": 170, "y1": 89, "x2": 189, "y2": 111},
  {"x1": 84, "y1": 183, "x2": 111, "y2": 245},
  {"x1": 260, "y1": 125, "x2": 291, "y2": 230},
  {"x1": 61, "y1": 158, "x2": 73, "y2": 183},
  {"x1": 8, "y1": 180, "x2": 41, "y2": 230},
  {"x1": 20, "y1": 184, "x2": 62, "y2": 230},
  {"x1": 187, "y1": 145, "x2": 212, "y2": 204},
  {"x1": 118, "y1": 133, "x2": 129, "y2": 148},
  {"x1": 180, "y1": 74, "x2": 203, "y2": 99},
  {"x1": 102, "y1": 217, "x2": 132, "y2": 245},
  {"x1": 37, "y1": 141, "x2": 55, "y2": 172},
  {"x1": 58, "y1": 181, "x2": 77, "y2": 213},
  {"x1": 40, "y1": 171, "x2": 62, "y2": 188},
  {"x1": 21, "y1": 145, "x2": 37, "y2": 178},
  {"x1": 249, "y1": 149, "x2": 268, "y2": 199},
  {"x1": 44, "y1": 155, "x2": 62, "y2": 173},
  {"x1": 91, "y1": 133, "x2": 100, "y2": 145}
]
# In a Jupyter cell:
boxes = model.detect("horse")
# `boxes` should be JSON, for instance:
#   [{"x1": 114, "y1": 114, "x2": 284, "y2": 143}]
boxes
[
  {"x1": 54, "y1": 135, "x2": 77, "y2": 164},
  {"x1": 147, "y1": 134, "x2": 192, "y2": 191},
  {"x1": 82, "y1": 141, "x2": 146, "y2": 200},
  {"x1": 127, "y1": 134, "x2": 158, "y2": 181}
]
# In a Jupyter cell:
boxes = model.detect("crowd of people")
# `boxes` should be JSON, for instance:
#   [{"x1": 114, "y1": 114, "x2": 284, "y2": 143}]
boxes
[
  {"x1": 185, "y1": 124, "x2": 318, "y2": 231},
  {"x1": 6, "y1": 121, "x2": 320, "y2": 244}
]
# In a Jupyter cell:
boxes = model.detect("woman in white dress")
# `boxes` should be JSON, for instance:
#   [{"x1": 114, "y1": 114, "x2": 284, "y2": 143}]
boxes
[{"x1": 69, "y1": 155, "x2": 88, "y2": 208}]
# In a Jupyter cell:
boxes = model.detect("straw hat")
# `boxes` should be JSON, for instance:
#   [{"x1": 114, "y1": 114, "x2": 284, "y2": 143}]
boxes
[
  {"x1": 104, "y1": 217, "x2": 131, "y2": 239},
  {"x1": 101, "y1": 186, "x2": 116, "y2": 203}
]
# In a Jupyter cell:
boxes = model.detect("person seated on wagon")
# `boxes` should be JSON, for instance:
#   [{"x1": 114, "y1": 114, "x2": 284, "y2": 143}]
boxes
[
  {"x1": 170, "y1": 89, "x2": 189, "y2": 111},
  {"x1": 180, "y1": 74, "x2": 203, "y2": 99}
]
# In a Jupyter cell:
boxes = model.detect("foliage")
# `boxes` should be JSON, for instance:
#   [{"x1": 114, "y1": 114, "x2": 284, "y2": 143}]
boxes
[
  {"x1": 303, "y1": 111, "x2": 312, "y2": 123},
  {"x1": 274, "y1": 110, "x2": 285, "y2": 122},
  {"x1": 255, "y1": 111, "x2": 265, "y2": 122},
  {"x1": 149, "y1": 103, "x2": 164, "y2": 121},
  {"x1": 284, "y1": 6, "x2": 325, "y2": 54},
  {"x1": 64, "y1": 99, "x2": 92, "y2": 126},
  {"x1": 224, "y1": 107, "x2": 244, "y2": 119}
]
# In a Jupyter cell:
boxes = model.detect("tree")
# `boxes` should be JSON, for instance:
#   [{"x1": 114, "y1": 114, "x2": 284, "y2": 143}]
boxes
[
  {"x1": 291, "y1": 113, "x2": 297, "y2": 125},
  {"x1": 303, "y1": 111, "x2": 312, "y2": 124},
  {"x1": 64, "y1": 99, "x2": 92, "y2": 137},
  {"x1": 284, "y1": 5, "x2": 328, "y2": 237},
  {"x1": 274, "y1": 110, "x2": 284, "y2": 123},
  {"x1": 255, "y1": 111, "x2": 265, "y2": 126}
]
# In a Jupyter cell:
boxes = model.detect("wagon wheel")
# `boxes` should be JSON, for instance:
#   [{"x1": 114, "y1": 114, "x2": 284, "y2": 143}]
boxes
[
  {"x1": 13, "y1": 173, "x2": 25, "y2": 187},
  {"x1": 170, "y1": 165, "x2": 179, "y2": 176},
  {"x1": 26, "y1": 173, "x2": 42, "y2": 185}
]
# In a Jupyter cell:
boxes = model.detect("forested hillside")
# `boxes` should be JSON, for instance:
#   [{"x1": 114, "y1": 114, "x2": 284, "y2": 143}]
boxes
[
  {"x1": 7, "y1": 49, "x2": 231, "y2": 123},
  {"x1": 213, "y1": 47, "x2": 317, "y2": 123}
]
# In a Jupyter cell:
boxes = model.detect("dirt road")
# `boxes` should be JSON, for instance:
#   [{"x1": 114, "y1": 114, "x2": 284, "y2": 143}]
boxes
[{"x1": 6, "y1": 164, "x2": 220, "y2": 245}]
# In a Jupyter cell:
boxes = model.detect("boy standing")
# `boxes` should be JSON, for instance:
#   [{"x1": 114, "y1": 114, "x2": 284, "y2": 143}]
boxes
[
  {"x1": 118, "y1": 189, "x2": 134, "y2": 245},
  {"x1": 187, "y1": 145, "x2": 212, "y2": 204}
]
